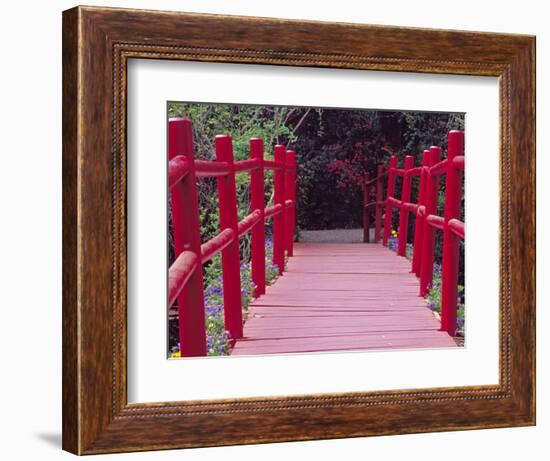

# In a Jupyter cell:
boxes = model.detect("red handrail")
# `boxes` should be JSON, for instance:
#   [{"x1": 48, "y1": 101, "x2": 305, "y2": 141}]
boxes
[
  {"x1": 168, "y1": 251, "x2": 199, "y2": 308},
  {"x1": 168, "y1": 118, "x2": 298, "y2": 357},
  {"x1": 263, "y1": 159, "x2": 283, "y2": 170},
  {"x1": 265, "y1": 203, "x2": 283, "y2": 219},
  {"x1": 168, "y1": 155, "x2": 190, "y2": 187},
  {"x1": 200, "y1": 228, "x2": 235, "y2": 265},
  {"x1": 237, "y1": 209, "x2": 263, "y2": 238},
  {"x1": 194, "y1": 159, "x2": 231, "y2": 177},
  {"x1": 363, "y1": 130, "x2": 465, "y2": 336},
  {"x1": 234, "y1": 158, "x2": 261, "y2": 173}
]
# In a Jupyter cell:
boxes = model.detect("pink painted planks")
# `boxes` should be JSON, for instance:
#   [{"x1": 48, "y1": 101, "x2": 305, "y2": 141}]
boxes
[{"x1": 231, "y1": 242, "x2": 457, "y2": 356}]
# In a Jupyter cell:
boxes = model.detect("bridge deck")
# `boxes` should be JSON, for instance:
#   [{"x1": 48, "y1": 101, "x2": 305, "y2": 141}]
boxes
[{"x1": 231, "y1": 243, "x2": 457, "y2": 356}]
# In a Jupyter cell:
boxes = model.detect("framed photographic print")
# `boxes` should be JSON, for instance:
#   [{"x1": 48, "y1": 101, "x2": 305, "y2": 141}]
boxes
[{"x1": 62, "y1": 5, "x2": 535, "y2": 455}]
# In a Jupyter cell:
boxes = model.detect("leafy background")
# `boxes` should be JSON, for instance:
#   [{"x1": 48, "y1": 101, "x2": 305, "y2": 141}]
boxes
[{"x1": 169, "y1": 103, "x2": 464, "y2": 227}]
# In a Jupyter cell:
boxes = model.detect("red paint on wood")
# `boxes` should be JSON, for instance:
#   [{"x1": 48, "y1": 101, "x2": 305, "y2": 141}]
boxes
[
  {"x1": 449, "y1": 218, "x2": 465, "y2": 239},
  {"x1": 419, "y1": 146, "x2": 441, "y2": 296},
  {"x1": 168, "y1": 155, "x2": 190, "y2": 188},
  {"x1": 234, "y1": 157, "x2": 261, "y2": 173},
  {"x1": 273, "y1": 145, "x2": 286, "y2": 274},
  {"x1": 412, "y1": 150, "x2": 430, "y2": 277},
  {"x1": 168, "y1": 250, "x2": 199, "y2": 308},
  {"x1": 383, "y1": 156, "x2": 398, "y2": 245},
  {"x1": 263, "y1": 159, "x2": 283, "y2": 170},
  {"x1": 250, "y1": 138, "x2": 266, "y2": 297},
  {"x1": 375, "y1": 165, "x2": 384, "y2": 242},
  {"x1": 429, "y1": 158, "x2": 449, "y2": 176},
  {"x1": 363, "y1": 173, "x2": 371, "y2": 243},
  {"x1": 440, "y1": 130, "x2": 465, "y2": 335},
  {"x1": 427, "y1": 214, "x2": 445, "y2": 230},
  {"x1": 397, "y1": 155, "x2": 414, "y2": 256},
  {"x1": 237, "y1": 210, "x2": 262, "y2": 238},
  {"x1": 194, "y1": 159, "x2": 230, "y2": 177},
  {"x1": 265, "y1": 203, "x2": 283, "y2": 219},
  {"x1": 285, "y1": 150, "x2": 297, "y2": 257},
  {"x1": 200, "y1": 228, "x2": 235, "y2": 264},
  {"x1": 232, "y1": 243, "x2": 457, "y2": 356},
  {"x1": 215, "y1": 135, "x2": 243, "y2": 340},
  {"x1": 453, "y1": 155, "x2": 465, "y2": 170},
  {"x1": 168, "y1": 118, "x2": 207, "y2": 357},
  {"x1": 405, "y1": 166, "x2": 422, "y2": 177}
]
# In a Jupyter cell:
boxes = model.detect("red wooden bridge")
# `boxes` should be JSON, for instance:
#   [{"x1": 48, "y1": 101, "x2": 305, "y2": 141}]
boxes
[{"x1": 168, "y1": 118, "x2": 465, "y2": 357}]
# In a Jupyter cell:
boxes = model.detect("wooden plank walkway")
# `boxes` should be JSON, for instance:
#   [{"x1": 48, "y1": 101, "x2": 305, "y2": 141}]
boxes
[{"x1": 231, "y1": 243, "x2": 457, "y2": 356}]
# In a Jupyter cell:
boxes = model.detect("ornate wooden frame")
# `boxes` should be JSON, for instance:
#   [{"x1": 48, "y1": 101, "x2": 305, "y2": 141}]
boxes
[{"x1": 62, "y1": 5, "x2": 536, "y2": 454}]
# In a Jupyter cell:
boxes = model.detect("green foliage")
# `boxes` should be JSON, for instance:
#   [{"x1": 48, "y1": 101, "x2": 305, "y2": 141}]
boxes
[
  {"x1": 265, "y1": 238, "x2": 280, "y2": 285},
  {"x1": 293, "y1": 109, "x2": 464, "y2": 230},
  {"x1": 168, "y1": 103, "x2": 302, "y2": 260},
  {"x1": 426, "y1": 270, "x2": 465, "y2": 337},
  {"x1": 168, "y1": 102, "x2": 464, "y2": 236}
]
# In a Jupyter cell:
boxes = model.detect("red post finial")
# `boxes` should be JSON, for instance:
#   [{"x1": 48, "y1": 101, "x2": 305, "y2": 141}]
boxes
[{"x1": 168, "y1": 117, "x2": 193, "y2": 160}]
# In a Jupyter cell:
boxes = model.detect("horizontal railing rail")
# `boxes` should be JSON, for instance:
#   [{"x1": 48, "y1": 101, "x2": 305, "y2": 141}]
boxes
[{"x1": 168, "y1": 118, "x2": 297, "y2": 357}]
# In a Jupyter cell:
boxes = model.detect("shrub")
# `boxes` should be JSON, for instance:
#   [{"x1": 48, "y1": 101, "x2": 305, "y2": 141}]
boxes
[{"x1": 426, "y1": 264, "x2": 465, "y2": 337}]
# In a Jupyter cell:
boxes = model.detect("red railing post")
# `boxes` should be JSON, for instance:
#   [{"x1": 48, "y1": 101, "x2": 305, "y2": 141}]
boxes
[
  {"x1": 419, "y1": 146, "x2": 442, "y2": 296},
  {"x1": 383, "y1": 155, "x2": 398, "y2": 246},
  {"x1": 412, "y1": 150, "x2": 430, "y2": 277},
  {"x1": 374, "y1": 165, "x2": 384, "y2": 243},
  {"x1": 215, "y1": 135, "x2": 243, "y2": 340},
  {"x1": 285, "y1": 149, "x2": 297, "y2": 256},
  {"x1": 397, "y1": 155, "x2": 414, "y2": 256},
  {"x1": 250, "y1": 138, "x2": 266, "y2": 298},
  {"x1": 168, "y1": 118, "x2": 207, "y2": 357},
  {"x1": 440, "y1": 130, "x2": 465, "y2": 334},
  {"x1": 363, "y1": 173, "x2": 371, "y2": 243},
  {"x1": 273, "y1": 145, "x2": 286, "y2": 274}
]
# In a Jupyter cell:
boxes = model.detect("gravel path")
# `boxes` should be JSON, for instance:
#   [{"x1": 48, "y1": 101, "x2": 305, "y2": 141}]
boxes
[{"x1": 298, "y1": 228, "x2": 365, "y2": 243}]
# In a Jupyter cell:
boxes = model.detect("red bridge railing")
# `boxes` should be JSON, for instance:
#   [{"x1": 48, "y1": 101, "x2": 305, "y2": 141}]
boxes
[
  {"x1": 168, "y1": 117, "x2": 297, "y2": 357},
  {"x1": 363, "y1": 130, "x2": 465, "y2": 335}
]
